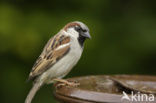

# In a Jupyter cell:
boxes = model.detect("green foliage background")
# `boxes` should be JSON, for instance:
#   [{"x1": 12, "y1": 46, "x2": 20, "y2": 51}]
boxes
[{"x1": 0, "y1": 0, "x2": 156, "y2": 103}]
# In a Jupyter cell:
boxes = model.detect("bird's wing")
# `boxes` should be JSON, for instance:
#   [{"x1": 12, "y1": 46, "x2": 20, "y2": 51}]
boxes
[{"x1": 28, "y1": 34, "x2": 70, "y2": 81}]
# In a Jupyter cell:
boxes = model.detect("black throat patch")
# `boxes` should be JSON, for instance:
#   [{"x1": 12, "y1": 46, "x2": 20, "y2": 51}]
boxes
[{"x1": 78, "y1": 35, "x2": 86, "y2": 48}]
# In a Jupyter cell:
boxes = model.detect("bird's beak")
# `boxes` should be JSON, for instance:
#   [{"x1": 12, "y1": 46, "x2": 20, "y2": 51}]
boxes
[{"x1": 83, "y1": 32, "x2": 91, "y2": 39}]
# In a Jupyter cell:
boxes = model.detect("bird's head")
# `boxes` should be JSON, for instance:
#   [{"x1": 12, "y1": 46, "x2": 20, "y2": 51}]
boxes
[{"x1": 63, "y1": 21, "x2": 91, "y2": 46}]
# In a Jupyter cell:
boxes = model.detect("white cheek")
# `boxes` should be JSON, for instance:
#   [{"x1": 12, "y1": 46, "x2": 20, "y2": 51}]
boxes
[{"x1": 67, "y1": 28, "x2": 79, "y2": 38}]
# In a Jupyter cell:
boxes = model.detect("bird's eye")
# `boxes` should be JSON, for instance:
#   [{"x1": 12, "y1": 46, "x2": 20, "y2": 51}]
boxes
[
  {"x1": 75, "y1": 26, "x2": 81, "y2": 31},
  {"x1": 82, "y1": 29, "x2": 87, "y2": 32},
  {"x1": 75, "y1": 26, "x2": 86, "y2": 33}
]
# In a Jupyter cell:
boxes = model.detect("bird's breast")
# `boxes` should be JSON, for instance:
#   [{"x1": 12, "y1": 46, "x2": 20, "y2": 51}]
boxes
[{"x1": 40, "y1": 38, "x2": 83, "y2": 84}]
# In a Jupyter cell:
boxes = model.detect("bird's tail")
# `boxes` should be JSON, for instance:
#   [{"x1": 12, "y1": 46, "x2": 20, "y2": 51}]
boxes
[{"x1": 25, "y1": 82, "x2": 42, "y2": 103}]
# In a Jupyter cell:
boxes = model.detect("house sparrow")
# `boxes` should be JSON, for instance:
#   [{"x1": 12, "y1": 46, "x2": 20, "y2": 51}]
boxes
[{"x1": 25, "y1": 21, "x2": 91, "y2": 103}]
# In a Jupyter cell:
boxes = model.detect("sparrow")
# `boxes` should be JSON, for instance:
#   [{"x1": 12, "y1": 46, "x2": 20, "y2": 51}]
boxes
[{"x1": 25, "y1": 21, "x2": 91, "y2": 103}]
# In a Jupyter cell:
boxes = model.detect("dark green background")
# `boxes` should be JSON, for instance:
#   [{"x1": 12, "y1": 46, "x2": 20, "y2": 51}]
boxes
[{"x1": 0, "y1": 0, "x2": 156, "y2": 103}]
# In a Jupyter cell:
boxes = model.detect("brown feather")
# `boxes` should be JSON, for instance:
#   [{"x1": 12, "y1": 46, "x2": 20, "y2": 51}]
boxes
[
  {"x1": 64, "y1": 22, "x2": 80, "y2": 31},
  {"x1": 28, "y1": 34, "x2": 70, "y2": 81}
]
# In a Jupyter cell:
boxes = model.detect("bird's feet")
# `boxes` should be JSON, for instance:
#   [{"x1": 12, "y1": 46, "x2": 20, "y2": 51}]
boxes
[{"x1": 53, "y1": 78, "x2": 80, "y2": 89}]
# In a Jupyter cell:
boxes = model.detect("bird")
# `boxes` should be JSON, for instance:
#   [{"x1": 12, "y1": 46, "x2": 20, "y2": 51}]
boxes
[{"x1": 25, "y1": 21, "x2": 91, "y2": 103}]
